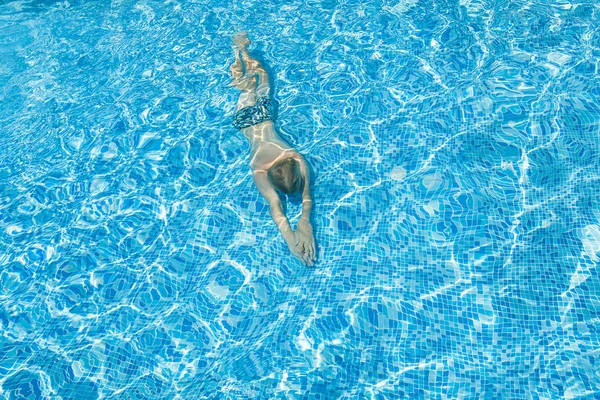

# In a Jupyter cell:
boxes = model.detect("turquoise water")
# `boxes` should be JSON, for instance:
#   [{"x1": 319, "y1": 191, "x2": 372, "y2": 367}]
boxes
[{"x1": 1, "y1": 0, "x2": 600, "y2": 398}]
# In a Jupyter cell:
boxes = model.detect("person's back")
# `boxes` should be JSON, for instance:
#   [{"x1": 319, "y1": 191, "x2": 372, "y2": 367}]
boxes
[
  {"x1": 244, "y1": 121, "x2": 296, "y2": 172},
  {"x1": 229, "y1": 32, "x2": 316, "y2": 266}
]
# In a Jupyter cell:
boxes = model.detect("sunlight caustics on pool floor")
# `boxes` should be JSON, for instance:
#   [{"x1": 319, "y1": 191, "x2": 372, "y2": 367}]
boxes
[{"x1": 1, "y1": 0, "x2": 600, "y2": 398}]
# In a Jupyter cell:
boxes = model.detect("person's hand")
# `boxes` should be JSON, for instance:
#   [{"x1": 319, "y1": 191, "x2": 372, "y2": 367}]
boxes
[
  {"x1": 296, "y1": 219, "x2": 316, "y2": 266},
  {"x1": 284, "y1": 230, "x2": 305, "y2": 262}
]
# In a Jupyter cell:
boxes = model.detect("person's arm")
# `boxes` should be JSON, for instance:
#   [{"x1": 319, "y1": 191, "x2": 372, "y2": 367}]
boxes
[
  {"x1": 295, "y1": 155, "x2": 316, "y2": 265},
  {"x1": 297, "y1": 155, "x2": 312, "y2": 222},
  {"x1": 253, "y1": 171, "x2": 302, "y2": 257}
]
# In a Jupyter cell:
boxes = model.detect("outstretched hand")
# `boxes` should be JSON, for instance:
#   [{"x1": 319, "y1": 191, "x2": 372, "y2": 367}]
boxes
[
  {"x1": 283, "y1": 223, "x2": 316, "y2": 266},
  {"x1": 295, "y1": 219, "x2": 316, "y2": 266},
  {"x1": 285, "y1": 230, "x2": 303, "y2": 260}
]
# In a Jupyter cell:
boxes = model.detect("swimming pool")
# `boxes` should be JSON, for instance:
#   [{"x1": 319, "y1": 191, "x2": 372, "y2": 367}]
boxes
[{"x1": 1, "y1": 0, "x2": 600, "y2": 398}]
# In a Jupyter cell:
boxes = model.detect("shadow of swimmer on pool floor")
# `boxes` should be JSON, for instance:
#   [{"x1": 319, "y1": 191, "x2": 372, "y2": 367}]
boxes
[{"x1": 228, "y1": 32, "x2": 316, "y2": 266}]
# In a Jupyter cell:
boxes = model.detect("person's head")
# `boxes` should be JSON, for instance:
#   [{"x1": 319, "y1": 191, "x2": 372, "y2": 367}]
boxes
[{"x1": 268, "y1": 157, "x2": 303, "y2": 195}]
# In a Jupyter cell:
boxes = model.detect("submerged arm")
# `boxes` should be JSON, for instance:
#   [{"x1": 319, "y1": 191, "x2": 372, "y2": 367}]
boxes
[
  {"x1": 253, "y1": 171, "x2": 299, "y2": 250},
  {"x1": 297, "y1": 155, "x2": 312, "y2": 222},
  {"x1": 295, "y1": 155, "x2": 316, "y2": 265}
]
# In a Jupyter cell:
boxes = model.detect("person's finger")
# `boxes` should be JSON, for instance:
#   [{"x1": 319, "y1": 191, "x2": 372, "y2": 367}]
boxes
[
  {"x1": 302, "y1": 247, "x2": 309, "y2": 262},
  {"x1": 300, "y1": 240, "x2": 307, "y2": 254},
  {"x1": 298, "y1": 247, "x2": 305, "y2": 258},
  {"x1": 302, "y1": 249, "x2": 310, "y2": 264}
]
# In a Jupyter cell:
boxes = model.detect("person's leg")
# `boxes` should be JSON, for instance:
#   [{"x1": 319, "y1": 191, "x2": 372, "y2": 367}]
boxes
[
  {"x1": 234, "y1": 32, "x2": 271, "y2": 98},
  {"x1": 234, "y1": 79, "x2": 257, "y2": 112},
  {"x1": 229, "y1": 49, "x2": 244, "y2": 81},
  {"x1": 241, "y1": 50, "x2": 270, "y2": 98},
  {"x1": 229, "y1": 47, "x2": 258, "y2": 112}
]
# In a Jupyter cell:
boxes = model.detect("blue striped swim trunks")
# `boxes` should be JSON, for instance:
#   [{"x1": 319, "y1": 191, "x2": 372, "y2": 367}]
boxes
[{"x1": 233, "y1": 96, "x2": 275, "y2": 130}]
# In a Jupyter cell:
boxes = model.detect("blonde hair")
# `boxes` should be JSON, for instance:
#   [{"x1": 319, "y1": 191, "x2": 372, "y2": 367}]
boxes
[{"x1": 268, "y1": 158, "x2": 303, "y2": 194}]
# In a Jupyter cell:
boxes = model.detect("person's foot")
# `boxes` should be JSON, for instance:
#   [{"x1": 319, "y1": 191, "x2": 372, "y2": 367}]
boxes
[{"x1": 233, "y1": 31, "x2": 251, "y2": 49}]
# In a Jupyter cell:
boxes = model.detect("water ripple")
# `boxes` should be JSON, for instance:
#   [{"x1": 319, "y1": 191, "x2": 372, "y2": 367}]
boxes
[{"x1": 1, "y1": 0, "x2": 600, "y2": 398}]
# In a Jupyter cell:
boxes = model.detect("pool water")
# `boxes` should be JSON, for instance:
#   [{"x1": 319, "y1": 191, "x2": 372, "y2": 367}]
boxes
[{"x1": 1, "y1": 0, "x2": 600, "y2": 398}]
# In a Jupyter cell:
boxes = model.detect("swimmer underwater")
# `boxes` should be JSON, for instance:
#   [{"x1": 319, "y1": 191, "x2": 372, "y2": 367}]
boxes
[{"x1": 229, "y1": 32, "x2": 316, "y2": 266}]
